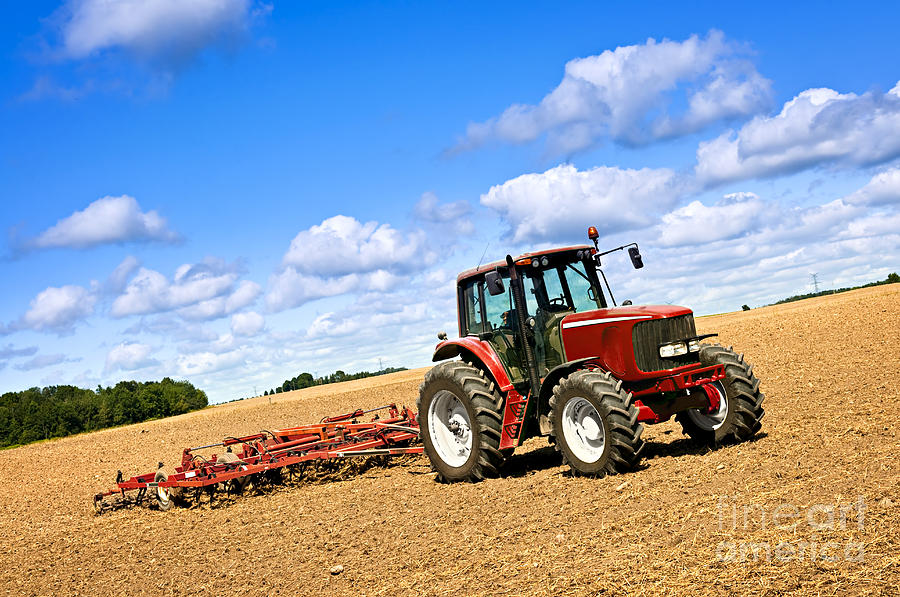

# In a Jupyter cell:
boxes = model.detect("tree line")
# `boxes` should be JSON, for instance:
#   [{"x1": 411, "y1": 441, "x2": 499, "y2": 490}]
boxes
[
  {"x1": 263, "y1": 367, "x2": 407, "y2": 396},
  {"x1": 772, "y1": 272, "x2": 899, "y2": 306},
  {"x1": 0, "y1": 378, "x2": 208, "y2": 448}
]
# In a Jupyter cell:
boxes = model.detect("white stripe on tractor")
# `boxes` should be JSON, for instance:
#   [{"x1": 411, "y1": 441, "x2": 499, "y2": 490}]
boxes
[{"x1": 561, "y1": 315, "x2": 653, "y2": 329}]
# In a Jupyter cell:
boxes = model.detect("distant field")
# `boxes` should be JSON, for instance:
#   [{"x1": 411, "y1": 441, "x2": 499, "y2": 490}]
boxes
[{"x1": 1, "y1": 284, "x2": 897, "y2": 596}]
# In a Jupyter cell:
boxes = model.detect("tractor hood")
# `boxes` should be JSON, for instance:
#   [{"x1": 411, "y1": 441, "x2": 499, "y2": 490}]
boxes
[
  {"x1": 559, "y1": 305, "x2": 697, "y2": 379},
  {"x1": 560, "y1": 305, "x2": 693, "y2": 329}
]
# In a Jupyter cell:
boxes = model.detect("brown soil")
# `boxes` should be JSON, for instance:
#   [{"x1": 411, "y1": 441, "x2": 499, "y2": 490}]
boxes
[{"x1": 1, "y1": 285, "x2": 898, "y2": 596}]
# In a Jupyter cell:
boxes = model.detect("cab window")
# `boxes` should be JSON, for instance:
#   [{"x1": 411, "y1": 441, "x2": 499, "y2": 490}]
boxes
[{"x1": 461, "y1": 280, "x2": 483, "y2": 335}]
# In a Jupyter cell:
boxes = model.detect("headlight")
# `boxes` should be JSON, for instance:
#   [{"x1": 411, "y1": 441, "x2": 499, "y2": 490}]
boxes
[
  {"x1": 688, "y1": 339, "x2": 701, "y2": 352},
  {"x1": 659, "y1": 342, "x2": 688, "y2": 358}
]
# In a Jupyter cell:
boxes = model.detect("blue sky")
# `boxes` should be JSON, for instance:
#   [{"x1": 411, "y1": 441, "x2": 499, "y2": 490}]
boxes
[{"x1": 1, "y1": 1, "x2": 898, "y2": 402}]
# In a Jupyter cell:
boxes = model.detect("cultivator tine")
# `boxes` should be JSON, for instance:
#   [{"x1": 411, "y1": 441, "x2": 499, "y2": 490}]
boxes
[{"x1": 92, "y1": 403, "x2": 424, "y2": 514}]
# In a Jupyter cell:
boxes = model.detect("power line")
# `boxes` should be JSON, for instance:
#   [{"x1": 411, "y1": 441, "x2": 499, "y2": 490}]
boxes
[{"x1": 810, "y1": 272, "x2": 820, "y2": 293}]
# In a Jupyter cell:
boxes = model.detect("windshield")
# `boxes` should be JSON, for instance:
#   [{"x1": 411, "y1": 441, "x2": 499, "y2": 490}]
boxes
[{"x1": 526, "y1": 257, "x2": 605, "y2": 313}]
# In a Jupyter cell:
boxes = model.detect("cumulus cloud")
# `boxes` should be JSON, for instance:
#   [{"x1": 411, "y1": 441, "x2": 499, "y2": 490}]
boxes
[
  {"x1": 845, "y1": 167, "x2": 900, "y2": 206},
  {"x1": 696, "y1": 83, "x2": 900, "y2": 185},
  {"x1": 53, "y1": 0, "x2": 260, "y2": 67},
  {"x1": 306, "y1": 303, "x2": 428, "y2": 339},
  {"x1": 176, "y1": 348, "x2": 246, "y2": 376},
  {"x1": 29, "y1": 195, "x2": 178, "y2": 250},
  {"x1": 105, "y1": 341, "x2": 159, "y2": 372},
  {"x1": 15, "y1": 353, "x2": 82, "y2": 372},
  {"x1": 282, "y1": 215, "x2": 433, "y2": 276},
  {"x1": 454, "y1": 31, "x2": 771, "y2": 154},
  {"x1": 480, "y1": 163, "x2": 684, "y2": 243},
  {"x1": 658, "y1": 192, "x2": 767, "y2": 247},
  {"x1": 104, "y1": 255, "x2": 142, "y2": 294},
  {"x1": 267, "y1": 215, "x2": 435, "y2": 312},
  {"x1": 176, "y1": 280, "x2": 261, "y2": 321},
  {"x1": 413, "y1": 192, "x2": 473, "y2": 235},
  {"x1": 15, "y1": 285, "x2": 96, "y2": 334},
  {"x1": 111, "y1": 258, "x2": 248, "y2": 318},
  {"x1": 231, "y1": 311, "x2": 265, "y2": 337}
]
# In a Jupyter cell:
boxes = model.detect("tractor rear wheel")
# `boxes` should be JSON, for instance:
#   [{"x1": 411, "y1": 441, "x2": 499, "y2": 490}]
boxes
[
  {"x1": 549, "y1": 369, "x2": 644, "y2": 477},
  {"x1": 418, "y1": 361, "x2": 505, "y2": 482},
  {"x1": 675, "y1": 344, "x2": 765, "y2": 445}
]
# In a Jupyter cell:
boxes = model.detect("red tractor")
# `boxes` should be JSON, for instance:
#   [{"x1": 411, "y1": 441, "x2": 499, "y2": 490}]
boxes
[{"x1": 418, "y1": 227, "x2": 765, "y2": 481}]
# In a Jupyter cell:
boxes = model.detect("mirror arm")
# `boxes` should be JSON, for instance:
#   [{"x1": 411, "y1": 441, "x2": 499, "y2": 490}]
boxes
[{"x1": 594, "y1": 242, "x2": 639, "y2": 259}]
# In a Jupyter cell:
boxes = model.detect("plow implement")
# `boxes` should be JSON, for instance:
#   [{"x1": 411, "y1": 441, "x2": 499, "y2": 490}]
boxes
[{"x1": 93, "y1": 403, "x2": 422, "y2": 513}]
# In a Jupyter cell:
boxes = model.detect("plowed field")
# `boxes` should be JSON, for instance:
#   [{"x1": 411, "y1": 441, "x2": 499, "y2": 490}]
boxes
[{"x1": 1, "y1": 284, "x2": 898, "y2": 596}]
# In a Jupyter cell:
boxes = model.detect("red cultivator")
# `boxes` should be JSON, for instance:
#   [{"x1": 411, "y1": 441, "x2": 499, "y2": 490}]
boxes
[{"x1": 93, "y1": 403, "x2": 422, "y2": 513}]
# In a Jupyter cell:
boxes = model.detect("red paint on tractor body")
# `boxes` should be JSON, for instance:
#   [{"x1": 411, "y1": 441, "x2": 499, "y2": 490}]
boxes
[{"x1": 560, "y1": 305, "x2": 694, "y2": 382}]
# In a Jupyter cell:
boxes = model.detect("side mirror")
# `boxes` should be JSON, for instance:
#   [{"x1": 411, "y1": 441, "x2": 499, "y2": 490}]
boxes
[
  {"x1": 485, "y1": 270, "x2": 505, "y2": 296},
  {"x1": 628, "y1": 246, "x2": 644, "y2": 269}
]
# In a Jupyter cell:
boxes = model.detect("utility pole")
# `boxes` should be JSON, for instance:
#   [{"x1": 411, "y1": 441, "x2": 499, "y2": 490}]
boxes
[
  {"x1": 810, "y1": 272, "x2": 820, "y2": 293},
  {"x1": 379, "y1": 358, "x2": 383, "y2": 371}
]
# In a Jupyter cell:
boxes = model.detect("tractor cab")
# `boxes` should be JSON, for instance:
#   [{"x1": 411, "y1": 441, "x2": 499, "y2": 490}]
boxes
[{"x1": 456, "y1": 246, "x2": 607, "y2": 382}]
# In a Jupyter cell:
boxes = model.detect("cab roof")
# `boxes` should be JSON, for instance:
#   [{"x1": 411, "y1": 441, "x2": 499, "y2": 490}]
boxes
[{"x1": 456, "y1": 245, "x2": 593, "y2": 284}]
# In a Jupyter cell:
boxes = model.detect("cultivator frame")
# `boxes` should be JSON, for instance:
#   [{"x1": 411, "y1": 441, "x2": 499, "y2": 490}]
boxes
[{"x1": 93, "y1": 403, "x2": 422, "y2": 513}]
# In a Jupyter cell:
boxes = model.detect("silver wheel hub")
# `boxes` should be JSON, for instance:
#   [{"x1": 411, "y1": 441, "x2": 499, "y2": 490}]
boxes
[
  {"x1": 686, "y1": 381, "x2": 728, "y2": 431},
  {"x1": 428, "y1": 390, "x2": 473, "y2": 468},
  {"x1": 561, "y1": 397, "x2": 606, "y2": 463}
]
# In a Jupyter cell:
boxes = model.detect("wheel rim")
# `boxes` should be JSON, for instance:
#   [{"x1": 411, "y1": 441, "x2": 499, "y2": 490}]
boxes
[
  {"x1": 427, "y1": 390, "x2": 473, "y2": 468},
  {"x1": 561, "y1": 397, "x2": 606, "y2": 464},
  {"x1": 686, "y1": 381, "x2": 728, "y2": 431},
  {"x1": 157, "y1": 485, "x2": 170, "y2": 504}
]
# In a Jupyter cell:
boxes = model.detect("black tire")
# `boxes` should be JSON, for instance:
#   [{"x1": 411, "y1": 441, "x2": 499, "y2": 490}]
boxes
[
  {"x1": 549, "y1": 369, "x2": 644, "y2": 477},
  {"x1": 417, "y1": 361, "x2": 505, "y2": 482},
  {"x1": 675, "y1": 344, "x2": 765, "y2": 445},
  {"x1": 154, "y1": 468, "x2": 180, "y2": 511}
]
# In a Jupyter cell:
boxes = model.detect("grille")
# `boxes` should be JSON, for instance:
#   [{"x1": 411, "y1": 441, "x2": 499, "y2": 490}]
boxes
[{"x1": 632, "y1": 314, "x2": 700, "y2": 373}]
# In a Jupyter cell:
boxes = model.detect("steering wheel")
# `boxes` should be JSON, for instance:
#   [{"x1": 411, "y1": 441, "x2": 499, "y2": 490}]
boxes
[{"x1": 549, "y1": 297, "x2": 567, "y2": 308}]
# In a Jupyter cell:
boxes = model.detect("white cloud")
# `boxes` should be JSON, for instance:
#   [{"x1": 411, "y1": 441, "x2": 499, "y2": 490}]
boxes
[
  {"x1": 31, "y1": 195, "x2": 178, "y2": 249},
  {"x1": 282, "y1": 215, "x2": 433, "y2": 276},
  {"x1": 306, "y1": 303, "x2": 428, "y2": 339},
  {"x1": 267, "y1": 215, "x2": 435, "y2": 312},
  {"x1": 105, "y1": 342, "x2": 159, "y2": 372},
  {"x1": 657, "y1": 192, "x2": 767, "y2": 247},
  {"x1": 56, "y1": 0, "x2": 255, "y2": 66},
  {"x1": 111, "y1": 258, "x2": 242, "y2": 318},
  {"x1": 455, "y1": 31, "x2": 771, "y2": 154},
  {"x1": 176, "y1": 348, "x2": 247, "y2": 376},
  {"x1": 176, "y1": 280, "x2": 261, "y2": 321},
  {"x1": 265, "y1": 269, "x2": 405, "y2": 312},
  {"x1": 413, "y1": 192, "x2": 473, "y2": 234},
  {"x1": 845, "y1": 167, "x2": 900, "y2": 206},
  {"x1": 18, "y1": 285, "x2": 96, "y2": 333},
  {"x1": 14, "y1": 353, "x2": 81, "y2": 371},
  {"x1": 696, "y1": 83, "x2": 900, "y2": 185},
  {"x1": 105, "y1": 255, "x2": 142, "y2": 293},
  {"x1": 480, "y1": 163, "x2": 683, "y2": 243},
  {"x1": 231, "y1": 311, "x2": 265, "y2": 337}
]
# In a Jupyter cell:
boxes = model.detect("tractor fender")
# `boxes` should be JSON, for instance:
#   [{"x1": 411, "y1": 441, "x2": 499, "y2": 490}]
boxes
[
  {"x1": 431, "y1": 337, "x2": 515, "y2": 392},
  {"x1": 537, "y1": 357, "x2": 602, "y2": 416}
]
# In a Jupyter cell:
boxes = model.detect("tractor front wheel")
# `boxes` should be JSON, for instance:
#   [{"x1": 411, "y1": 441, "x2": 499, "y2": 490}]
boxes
[
  {"x1": 418, "y1": 361, "x2": 505, "y2": 482},
  {"x1": 550, "y1": 369, "x2": 644, "y2": 477},
  {"x1": 675, "y1": 344, "x2": 765, "y2": 445}
]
